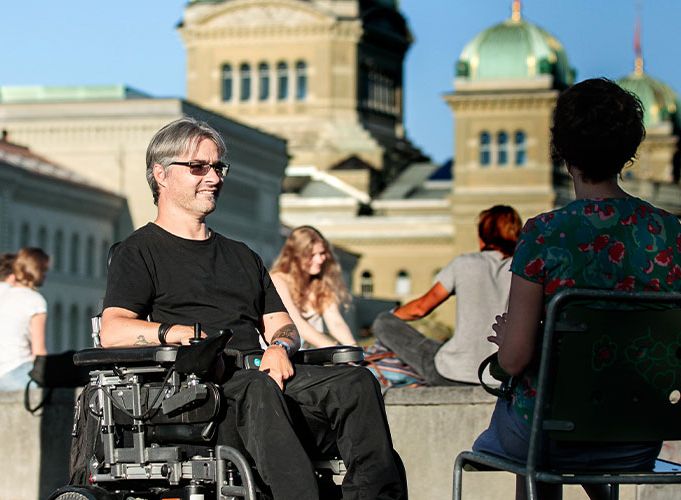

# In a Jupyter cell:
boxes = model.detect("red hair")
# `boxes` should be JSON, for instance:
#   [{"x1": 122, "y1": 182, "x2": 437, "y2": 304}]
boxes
[{"x1": 478, "y1": 205, "x2": 522, "y2": 258}]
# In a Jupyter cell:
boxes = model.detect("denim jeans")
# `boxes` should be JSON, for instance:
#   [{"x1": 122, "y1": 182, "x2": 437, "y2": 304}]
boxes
[
  {"x1": 474, "y1": 398, "x2": 662, "y2": 471},
  {"x1": 0, "y1": 361, "x2": 32, "y2": 391}
]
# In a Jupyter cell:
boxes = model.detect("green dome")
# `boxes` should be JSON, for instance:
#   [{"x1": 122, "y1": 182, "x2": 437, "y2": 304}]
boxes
[
  {"x1": 456, "y1": 18, "x2": 575, "y2": 88},
  {"x1": 617, "y1": 71, "x2": 680, "y2": 129}
]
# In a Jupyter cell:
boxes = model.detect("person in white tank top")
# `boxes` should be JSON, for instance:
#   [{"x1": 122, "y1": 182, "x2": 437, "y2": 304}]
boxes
[
  {"x1": 0, "y1": 248, "x2": 49, "y2": 391},
  {"x1": 271, "y1": 226, "x2": 357, "y2": 348}
]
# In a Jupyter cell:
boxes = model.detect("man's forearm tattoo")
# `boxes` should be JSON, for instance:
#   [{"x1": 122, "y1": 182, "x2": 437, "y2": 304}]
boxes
[
  {"x1": 272, "y1": 323, "x2": 301, "y2": 354},
  {"x1": 134, "y1": 335, "x2": 151, "y2": 345}
]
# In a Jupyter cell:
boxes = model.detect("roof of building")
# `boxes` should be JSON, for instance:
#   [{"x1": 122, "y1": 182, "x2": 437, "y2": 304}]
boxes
[
  {"x1": 0, "y1": 84, "x2": 150, "y2": 104},
  {"x1": 0, "y1": 138, "x2": 118, "y2": 196},
  {"x1": 455, "y1": 4, "x2": 574, "y2": 88},
  {"x1": 617, "y1": 71, "x2": 680, "y2": 129},
  {"x1": 378, "y1": 162, "x2": 449, "y2": 201}
]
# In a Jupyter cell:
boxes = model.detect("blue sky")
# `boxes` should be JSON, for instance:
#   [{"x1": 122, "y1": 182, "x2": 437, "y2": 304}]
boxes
[{"x1": 1, "y1": 0, "x2": 679, "y2": 164}]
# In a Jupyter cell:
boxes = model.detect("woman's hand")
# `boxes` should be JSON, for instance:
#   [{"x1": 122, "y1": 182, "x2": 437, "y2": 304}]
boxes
[
  {"x1": 259, "y1": 344, "x2": 295, "y2": 390},
  {"x1": 495, "y1": 275, "x2": 544, "y2": 376},
  {"x1": 488, "y1": 313, "x2": 508, "y2": 347}
]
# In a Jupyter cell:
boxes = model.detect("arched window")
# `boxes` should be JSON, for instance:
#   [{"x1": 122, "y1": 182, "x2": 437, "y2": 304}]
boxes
[
  {"x1": 54, "y1": 230, "x2": 64, "y2": 272},
  {"x1": 395, "y1": 270, "x2": 411, "y2": 296},
  {"x1": 221, "y1": 64, "x2": 233, "y2": 101},
  {"x1": 295, "y1": 61, "x2": 307, "y2": 101},
  {"x1": 239, "y1": 63, "x2": 251, "y2": 101},
  {"x1": 258, "y1": 62, "x2": 270, "y2": 101},
  {"x1": 52, "y1": 303, "x2": 63, "y2": 345},
  {"x1": 37, "y1": 226, "x2": 48, "y2": 251},
  {"x1": 277, "y1": 62, "x2": 288, "y2": 101},
  {"x1": 360, "y1": 271, "x2": 373, "y2": 298},
  {"x1": 86, "y1": 236, "x2": 95, "y2": 278},
  {"x1": 479, "y1": 132, "x2": 491, "y2": 166},
  {"x1": 70, "y1": 304, "x2": 80, "y2": 346},
  {"x1": 19, "y1": 222, "x2": 30, "y2": 247},
  {"x1": 515, "y1": 130, "x2": 526, "y2": 166},
  {"x1": 70, "y1": 233, "x2": 80, "y2": 274},
  {"x1": 497, "y1": 131, "x2": 508, "y2": 166},
  {"x1": 101, "y1": 240, "x2": 111, "y2": 278}
]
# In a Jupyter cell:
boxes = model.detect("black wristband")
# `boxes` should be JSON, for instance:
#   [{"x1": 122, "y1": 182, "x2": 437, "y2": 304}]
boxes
[{"x1": 158, "y1": 323, "x2": 173, "y2": 345}]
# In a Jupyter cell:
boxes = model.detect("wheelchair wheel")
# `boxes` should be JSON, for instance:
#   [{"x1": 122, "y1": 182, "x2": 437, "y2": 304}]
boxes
[
  {"x1": 48, "y1": 485, "x2": 118, "y2": 500},
  {"x1": 52, "y1": 494, "x2": 89, "y2": 500}
]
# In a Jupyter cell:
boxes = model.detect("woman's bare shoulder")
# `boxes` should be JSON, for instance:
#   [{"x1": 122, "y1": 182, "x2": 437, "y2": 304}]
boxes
[{"x1": 270, "y1": 272, "x2": 292, "y2": 287}]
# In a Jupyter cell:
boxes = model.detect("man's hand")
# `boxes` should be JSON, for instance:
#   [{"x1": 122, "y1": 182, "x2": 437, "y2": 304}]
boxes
[
  {"x1": 166, "y1": 324, "x2": 207, "y2": 345},
  {"x1": 259, "y1": 344, "x2": 294, "y2": 390}
]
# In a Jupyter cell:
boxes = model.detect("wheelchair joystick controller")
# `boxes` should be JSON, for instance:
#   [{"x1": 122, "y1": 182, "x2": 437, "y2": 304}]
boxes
[{"x1": 189, "y1": 322, "x2": 202, "y2": 345}]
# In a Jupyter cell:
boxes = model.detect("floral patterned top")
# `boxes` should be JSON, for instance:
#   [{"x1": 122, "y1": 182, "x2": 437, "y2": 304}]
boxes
[{"x1": 510, "y1": 197, "x2": 681, "y2": 422}]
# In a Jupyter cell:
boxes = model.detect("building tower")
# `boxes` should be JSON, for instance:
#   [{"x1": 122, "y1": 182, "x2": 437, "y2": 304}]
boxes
[
  {"x1": 617, "y1": 15, "x2": 680, "y2": 184},
  {"x1": 444, "y1": 0, "x2": 575, "y2": 253},
  {"x1": 179, "y1": 0, "x2": 426, "y2": 196}
]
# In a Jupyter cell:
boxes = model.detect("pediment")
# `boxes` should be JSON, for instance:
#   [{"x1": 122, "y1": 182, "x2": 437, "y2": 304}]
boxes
[{"x1": 193, "y1": 0, "x2": 333, "y2": 29}]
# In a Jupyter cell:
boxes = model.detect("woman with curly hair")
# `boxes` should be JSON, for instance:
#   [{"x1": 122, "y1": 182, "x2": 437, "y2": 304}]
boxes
[
  {"x1": 473, "y1": 78, "x2": 681, "y2": 500},
  {"x1": 0, "y1": 247, "x2": 49, "y2": 390},
  {"x1": 271, "y1": 226, "x2": 356, "y2": 348}
]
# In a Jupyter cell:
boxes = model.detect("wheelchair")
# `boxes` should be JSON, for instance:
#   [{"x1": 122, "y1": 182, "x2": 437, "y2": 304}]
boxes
[{"x1": 47, "y1": 324, "x2": 364, "y2": 500}]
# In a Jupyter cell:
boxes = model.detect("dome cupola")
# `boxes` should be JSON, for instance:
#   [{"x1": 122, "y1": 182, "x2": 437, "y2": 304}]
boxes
[
  {"x1": 616, "y1": 21, "x2": 679, "y2": 129},
  {"x1": 455, "y1": 0, "x2": 574, "y2": 89}
]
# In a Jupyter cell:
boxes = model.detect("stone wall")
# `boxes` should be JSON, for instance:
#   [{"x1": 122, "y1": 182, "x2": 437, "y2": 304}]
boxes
[
  {"x1": 384, "y1": 386, "x2": 681, "y2": 500},
  {"x1": 2, "y1": 387, "x2": 680, "y2": 499},
  {"x1": 0, "y1": 389, "x2": 77, "y2": 500}
]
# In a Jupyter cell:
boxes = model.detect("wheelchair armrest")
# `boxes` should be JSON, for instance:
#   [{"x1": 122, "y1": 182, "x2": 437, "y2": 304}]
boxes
[
  {"x1": 293, "y1": 346, "x2": 364, "y2": 365},
  {"x1": 224, "y1": 346, "x2": 363, "y2": 370},
  {"x1": 73, "y1": 346, "x2": 178, "y2": 367}
]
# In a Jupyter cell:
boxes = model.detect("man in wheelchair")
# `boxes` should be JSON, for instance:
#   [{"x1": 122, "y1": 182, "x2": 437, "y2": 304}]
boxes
[{"x1": 56, "y1": 117, "x2": 406, "y2": 500}]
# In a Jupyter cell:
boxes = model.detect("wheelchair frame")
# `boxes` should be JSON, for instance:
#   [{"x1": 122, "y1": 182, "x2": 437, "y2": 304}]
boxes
[{"x1": 49, "y1": 343, "x2": 362, "y2": 500}]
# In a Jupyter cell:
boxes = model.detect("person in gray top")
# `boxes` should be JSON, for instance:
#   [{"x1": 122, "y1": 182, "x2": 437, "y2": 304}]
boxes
[{"x1": 372, "y1": 205, "x2": 522, "y2": 385}]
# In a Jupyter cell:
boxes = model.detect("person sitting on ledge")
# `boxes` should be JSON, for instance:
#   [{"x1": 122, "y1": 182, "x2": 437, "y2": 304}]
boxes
[
  {"x1": 473, "y1": 78, "x2": 681, "y2": 500},
  {"x1": 372, "y1": 205, "x2": 522, "y2": 386},
  {"x1": 270, "y1": 226, "x2": 357, "y2": 348}
]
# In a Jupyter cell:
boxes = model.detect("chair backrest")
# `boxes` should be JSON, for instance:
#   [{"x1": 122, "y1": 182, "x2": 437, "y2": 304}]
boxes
[{"x1": 536, "y1": 288, "x2": 681, "y2": 444}]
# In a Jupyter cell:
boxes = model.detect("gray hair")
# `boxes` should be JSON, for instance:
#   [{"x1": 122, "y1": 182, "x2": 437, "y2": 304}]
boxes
[{"x1": 145, "y1": 117, "x2": 227, "y2": 205}]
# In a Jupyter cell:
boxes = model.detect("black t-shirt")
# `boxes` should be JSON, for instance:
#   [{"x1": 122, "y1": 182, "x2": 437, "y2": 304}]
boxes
[{"x1": 103, "y1": 223, "x2": 285, "y2": 350}]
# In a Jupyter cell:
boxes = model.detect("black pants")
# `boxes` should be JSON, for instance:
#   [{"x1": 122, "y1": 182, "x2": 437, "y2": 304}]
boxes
[{"x1": 217, "y1": 364, "x2": 407, "y2": 500}]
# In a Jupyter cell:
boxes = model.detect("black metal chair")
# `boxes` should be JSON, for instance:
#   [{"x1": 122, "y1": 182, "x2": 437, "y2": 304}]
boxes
[{"x1": 454, "y1": 288, "x2": 681, "y2": 500}]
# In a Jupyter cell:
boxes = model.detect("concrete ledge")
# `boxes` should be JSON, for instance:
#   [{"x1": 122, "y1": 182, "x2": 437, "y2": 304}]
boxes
[
  {"x1": 383, "y1": 386, "x2": 678, "y2": 500},
  {"x1": 2, "y1": 386, "x2": 680, "y2": 499},
  {"x1": 0, "y1": 388, "x2": 78, "y2": 500},
  {"x1": 385, "y1": 385, "x2": 496, "y2": 406}
]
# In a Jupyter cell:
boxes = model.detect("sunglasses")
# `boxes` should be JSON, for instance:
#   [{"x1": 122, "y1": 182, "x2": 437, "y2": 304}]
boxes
[{"x1": 169, "y1": 161, "x2": 230, "y2": 177}]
